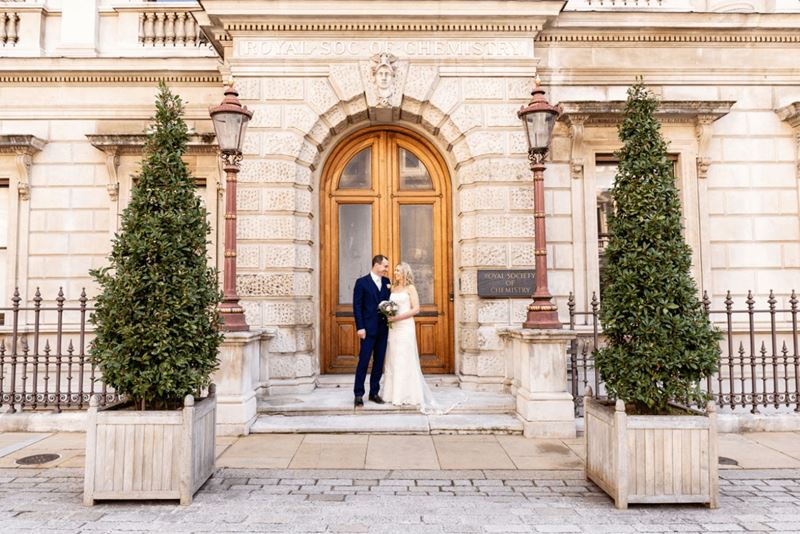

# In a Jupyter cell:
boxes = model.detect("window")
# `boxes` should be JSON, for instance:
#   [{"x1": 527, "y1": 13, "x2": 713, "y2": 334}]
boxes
[{"x1": 594, "y1": 155, "x2": 679, "y2": 293}]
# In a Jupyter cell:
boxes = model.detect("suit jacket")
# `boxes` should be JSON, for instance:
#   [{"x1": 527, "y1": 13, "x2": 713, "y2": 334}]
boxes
[{"x1": 353, "y1": 274, "x2": 391, "y2": 336}]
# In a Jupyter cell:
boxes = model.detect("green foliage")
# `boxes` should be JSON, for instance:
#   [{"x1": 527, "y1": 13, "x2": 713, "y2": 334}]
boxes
[
  {"x1": 595, "y1": 82, "x2": 720, "y2": 414},
  {"x1": 90, "y1": 82, "x2": 222, "y2": 410}
]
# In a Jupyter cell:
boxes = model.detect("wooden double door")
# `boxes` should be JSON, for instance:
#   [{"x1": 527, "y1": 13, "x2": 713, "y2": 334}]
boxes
[{"x1": 321, "y1": 127, "x2": 454, "y2": 374}]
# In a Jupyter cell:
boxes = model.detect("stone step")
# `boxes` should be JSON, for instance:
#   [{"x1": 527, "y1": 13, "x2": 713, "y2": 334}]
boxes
[
  {"x1": 257, "y1": 387, "x2": 514, "y2": 416},
  {"x1": 250, "y1": 413, "x2": 523, "y2": 435},
  {"x1": 315, "y1": 374, "x2": 461, "y2": 388}
]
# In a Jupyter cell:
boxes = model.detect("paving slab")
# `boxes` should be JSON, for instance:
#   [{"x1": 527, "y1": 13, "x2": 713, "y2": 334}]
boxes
[
  {"x1": 744, "y1": 432, "x2": 800, "y2": 461},
  {"x1": 0, "y1": 432, "x2": 50, "y2": 458},
  {"x1": 365, "y1": 435, "x2": 440, "y2": 469},
  {"x1": 289, "y1": 434, "x2": 369, "y2": 469},
  {"x1": 0, "y1": 432, "x2": 85, "y2": 469},
  {"x1": 433, "y1": 435, "x2": 516, "y2": 470},
  {"x1": 719, "y1": 434, "x2": 800, "y2": 469},
  {"x1": 496, "y1": 437, "x2": 584, "y2": 470},
  {"x1": 216, "y1": 434, "x2": 303, "y2": 468}
]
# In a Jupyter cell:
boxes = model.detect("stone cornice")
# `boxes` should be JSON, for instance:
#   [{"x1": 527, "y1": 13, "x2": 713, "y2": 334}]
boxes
[
  {"x1": 87, "y1": 133, "x2": 218, "y2": 156},
  {"x1": 199, "y1": 0, "x2": 566, "y2": 19},
  {"x1": 777, "y1": 102, "x2": 800, "y2": 129},
  {"x1": 88, "y1": 133, "x2": 217, "y2": 200},
  {"x1": 198, "y1": 0, "x2": 565, "y2": 49},
  {"x1": 558, "y1": 100, "x2": 735, "y2": 127},
  {"x1": 0, "y1": 134, "x2": 46, "y2": 154}
]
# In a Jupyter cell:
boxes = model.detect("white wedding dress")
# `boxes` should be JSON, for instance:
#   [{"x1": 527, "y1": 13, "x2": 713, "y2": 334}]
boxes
[{"x1": 382, "y1": 290, "x2": 449, "y2": 415}]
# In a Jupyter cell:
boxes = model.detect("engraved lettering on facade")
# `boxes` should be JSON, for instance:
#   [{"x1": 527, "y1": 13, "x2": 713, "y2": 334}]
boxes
[{"x1": 235, "y1": 39, "x2": 533, "y2": 59}]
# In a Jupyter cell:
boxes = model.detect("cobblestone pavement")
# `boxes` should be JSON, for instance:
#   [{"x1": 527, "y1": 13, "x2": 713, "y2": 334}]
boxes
[{"x1": 2, "y1": 467, "x2": 800, "y2": 533}]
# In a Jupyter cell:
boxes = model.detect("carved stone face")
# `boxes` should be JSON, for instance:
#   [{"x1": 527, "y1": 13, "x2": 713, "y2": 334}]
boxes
[{"x1": 375, "y1": 65, "x2": 393, "y2": 91}]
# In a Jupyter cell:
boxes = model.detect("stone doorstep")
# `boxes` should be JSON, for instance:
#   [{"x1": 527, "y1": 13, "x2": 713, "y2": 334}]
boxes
[
  {"x1": 249, "y1": 413, "x2": 524, "y2": 434},
  {"x1": 257, "y1": 384, "x2": 515, "y2": 416}
]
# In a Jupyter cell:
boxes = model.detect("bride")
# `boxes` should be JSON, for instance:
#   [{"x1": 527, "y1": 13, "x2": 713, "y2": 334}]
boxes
[{"x1": 382, "y1": 262, "x2": 448, "y2": 414}]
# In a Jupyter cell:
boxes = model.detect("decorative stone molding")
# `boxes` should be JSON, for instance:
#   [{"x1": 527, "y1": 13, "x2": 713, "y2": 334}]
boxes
[
  {"x1": 777, "y1": 102, "x2": 800, "y2": 180},
  {"x1": 87, "y1": 133, "x2": 217, "y2": 200},
  {"x1": 583, "y1": 0, "x2": 663, "y2": 6},
  {"x1": 559, "y1": 101, "x2": 732, "y2": 181},
  {"x1": 695, "y1": 114, "x2": 717, "y2": 180},
  {"x1": 222, "y1": 22, "x2": 544, "y2": 33},
  {"x1": 0, "y1": 73, "x2": 222, "y2": 84},
  {"x1": 563, "y1": 113, "x2": 589, "y2": 180},
  {"x1": 360, "y1": 53, "x2": 409, "y2": 121},
  {"x1": 779, "y1": 102, "x2": 800, "y2": 128},
  {"x1": 0, "y1": 135, "x2": 46, "y2": 200},
  {"x1": 557, "y1": 100, "x2": 734, "y2": 127},
  {"x1": 537, "y1": 32, "x2": 800, "y2": 44},
  {"x1": 103, "y1": 150, "x2": 121, "y2": 201},
  {"x1": 369, "y1": 52, "x2": 398, "y2": 108},
  {"x1": 87, "y1": 133, "x2": 217, "y2": 155},
  {"x1": 1, "y1": 11, "x2": 20, "y2": 47}
]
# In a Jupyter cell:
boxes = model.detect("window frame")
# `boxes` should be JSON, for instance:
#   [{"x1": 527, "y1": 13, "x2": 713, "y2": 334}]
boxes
[{"x1": 573, "y1": 134, "x2": 707, "y2": 312}]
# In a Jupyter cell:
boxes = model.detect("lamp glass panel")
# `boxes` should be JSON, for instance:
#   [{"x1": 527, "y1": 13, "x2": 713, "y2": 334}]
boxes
[
  {"x1": 524, "y1": 111, "x2": 557, "y2": 150},
  {"x1": 212, "y1": 112, "x2": 245, "y2": 153},
  {"x1": 235, "y1": 114, "x2": 251, "y2": 154}
]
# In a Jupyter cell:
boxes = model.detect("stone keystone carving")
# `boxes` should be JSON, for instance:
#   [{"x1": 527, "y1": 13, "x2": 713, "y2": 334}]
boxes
[{"x1": 370, "y1": 52, "x2": 398, "y2": 108}]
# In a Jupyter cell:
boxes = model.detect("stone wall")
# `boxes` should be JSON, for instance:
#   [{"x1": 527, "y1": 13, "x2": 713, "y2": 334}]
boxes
[
  {"x1": 230, "y1": 59, "x2": 550, "y2": 390},
  {"x1": 2, "y1": 0, "x2": 800, "y2": 395}
]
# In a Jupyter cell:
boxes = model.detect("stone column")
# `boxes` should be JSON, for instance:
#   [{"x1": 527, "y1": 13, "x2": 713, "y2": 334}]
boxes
[
  {"x1": 502, "y1": 328, "x2": 576, "y2": 438},
  {"x1": 213, "y1": 330, "x2": 268, "y2": 436}
]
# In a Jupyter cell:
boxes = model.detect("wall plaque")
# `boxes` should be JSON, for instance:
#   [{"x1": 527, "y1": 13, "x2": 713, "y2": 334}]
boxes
[{"x1": 477, "y1": 270, "x2": 535, "y2": 298}]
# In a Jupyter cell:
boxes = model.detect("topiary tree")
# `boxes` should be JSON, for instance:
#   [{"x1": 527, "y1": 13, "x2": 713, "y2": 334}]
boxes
[
  {"x1": 90, "y1": 82, "x2": 222, "y2": 410},
  {"x1": 595, "y1": 81, "x2": 720, "y2": 415}
]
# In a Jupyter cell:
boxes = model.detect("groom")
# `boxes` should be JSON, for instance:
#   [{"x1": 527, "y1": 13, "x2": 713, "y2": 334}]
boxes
[{"x1": 352, "y1": 254, "x2": 391, "y2": 407}]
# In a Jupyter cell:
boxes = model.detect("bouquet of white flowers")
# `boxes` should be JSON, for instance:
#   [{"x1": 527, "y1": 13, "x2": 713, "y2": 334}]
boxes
[{"x1": 378, "y1": 300, "x2": 399, "y2": 328}]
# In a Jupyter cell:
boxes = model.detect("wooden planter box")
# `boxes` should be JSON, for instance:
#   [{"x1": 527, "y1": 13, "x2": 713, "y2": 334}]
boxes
[
  {"x1": 584, "y1": 391, "x2": 718, "y2": 509},
  {"x1": 83, "y1": 386, "x2": 216, "y2": 505}
]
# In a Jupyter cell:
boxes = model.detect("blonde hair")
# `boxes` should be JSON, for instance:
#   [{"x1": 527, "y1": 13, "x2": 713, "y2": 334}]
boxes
[{"x1": 394, "y1": 262, "x2": 415, "y2": 286}]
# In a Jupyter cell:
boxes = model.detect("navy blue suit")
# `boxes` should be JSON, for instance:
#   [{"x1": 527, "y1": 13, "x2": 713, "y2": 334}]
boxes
[{"x1": 352, "y1": 273, "x2": 391, "y2": 398}]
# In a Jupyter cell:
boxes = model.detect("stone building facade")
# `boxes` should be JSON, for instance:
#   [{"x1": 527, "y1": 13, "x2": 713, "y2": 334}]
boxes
[{"x1": 1, "y1": 0, "x2": 799, "y2": 403}]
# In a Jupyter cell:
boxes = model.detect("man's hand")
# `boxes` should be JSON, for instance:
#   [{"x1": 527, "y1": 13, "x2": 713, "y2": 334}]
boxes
[{"x1": 357, "y1": 329, "x2": 366, "y2": 340}]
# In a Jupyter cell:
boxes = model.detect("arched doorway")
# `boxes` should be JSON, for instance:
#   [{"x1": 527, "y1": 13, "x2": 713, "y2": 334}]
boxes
[{"x1": 320, "y1": 126, "x2": 454, "y2": 374}]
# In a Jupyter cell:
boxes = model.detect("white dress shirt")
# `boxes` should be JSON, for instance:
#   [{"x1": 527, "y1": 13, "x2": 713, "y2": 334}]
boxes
[{"x1": 370, "y1": 272, "x2": 382, "y2": 291}]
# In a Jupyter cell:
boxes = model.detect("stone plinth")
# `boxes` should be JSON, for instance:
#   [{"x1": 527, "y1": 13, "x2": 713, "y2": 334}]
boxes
[
  {"x1": 214, "y1": 330, "x2": 267, "y2": 436},
  {"x1": 501, "y1": 328, "x2": 577, "y2": 439}
]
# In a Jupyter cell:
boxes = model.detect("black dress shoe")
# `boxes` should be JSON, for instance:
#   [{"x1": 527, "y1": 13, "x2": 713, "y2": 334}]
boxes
[
  {"x1": 354, "y1": 396, "x2": 364, "y2": 407},
  {"x1": 368, "y1": 394, "x2": 385, "y2": 404}
]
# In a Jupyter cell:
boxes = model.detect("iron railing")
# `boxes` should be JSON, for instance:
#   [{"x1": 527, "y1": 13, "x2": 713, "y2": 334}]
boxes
[
  {"x1": 567, "y1": 290, "x2": 800, "y2": 416},
  {"x1": 4, "y1": 286, "x2": 799, "y2": 417},
  {"x1": 0, "y1": 288, "x2": 120, "y2": 412}
]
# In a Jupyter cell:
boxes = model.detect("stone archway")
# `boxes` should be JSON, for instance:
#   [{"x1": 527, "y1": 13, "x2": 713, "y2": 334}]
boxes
[
  {"x1": 319, "y1": 125, "x2": 454, "y2": 374},
  {"x1": 231, "y1": 60, "x2": 536, "y2": 394}
]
